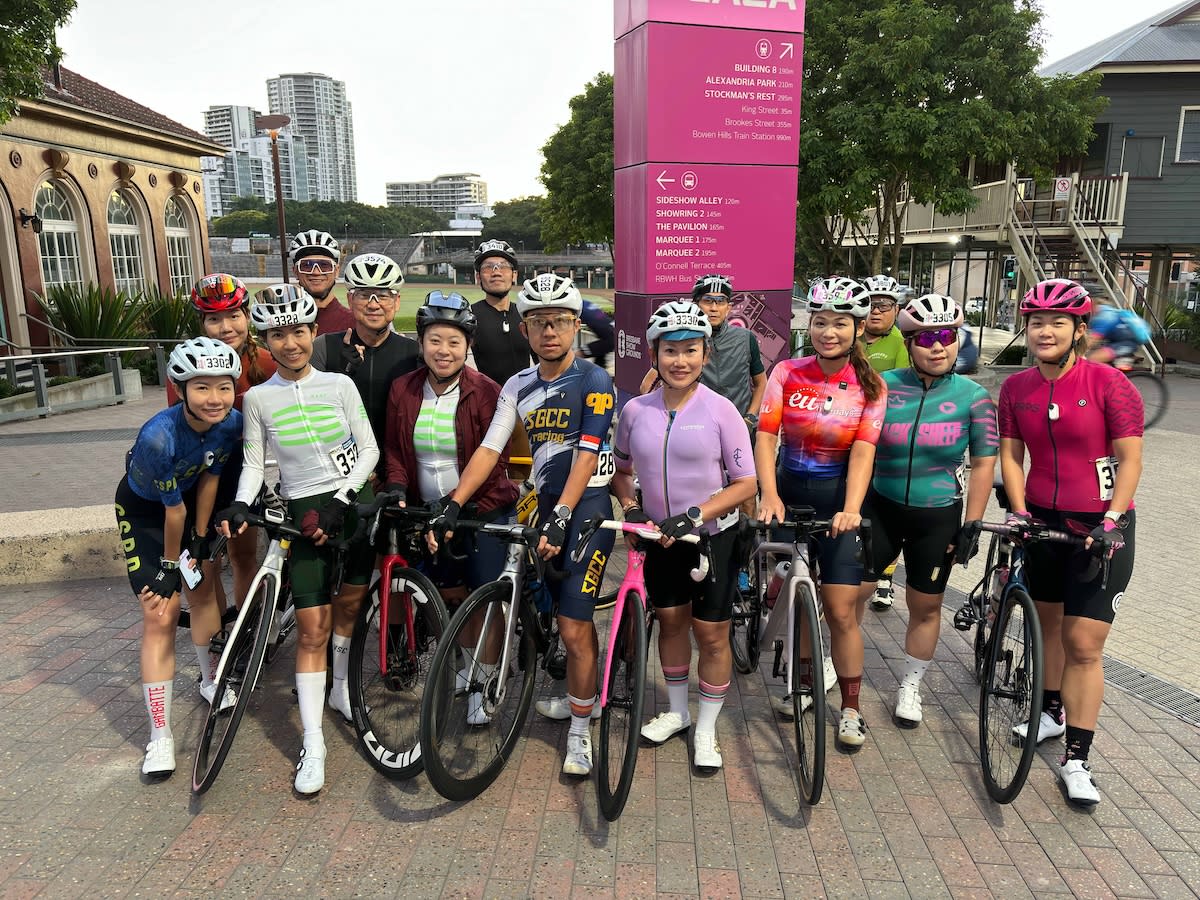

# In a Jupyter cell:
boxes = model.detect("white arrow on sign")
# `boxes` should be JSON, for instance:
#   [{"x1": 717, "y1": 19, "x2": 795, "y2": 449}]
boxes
[
  {"x1": 656, "y1": 171, "x2": 675, "y2": 190},
  {"x1": 781, "y1": 42, "x2": 794, "y2": 59}
]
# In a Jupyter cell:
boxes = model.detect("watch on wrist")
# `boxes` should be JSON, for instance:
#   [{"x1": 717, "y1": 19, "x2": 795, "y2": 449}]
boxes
[
  {"x1": 159, "y1": 557, "x2": 179, "y2": 571},
  {"x1": 553, "y1": 504, "x2": 572, "y2": 521},
  {"x1": 687, "y1": 506, "x2": 704, "y2": 528},
  {"x1": 1103, "y1": 510, "x2": 1121, "y2": 522}
]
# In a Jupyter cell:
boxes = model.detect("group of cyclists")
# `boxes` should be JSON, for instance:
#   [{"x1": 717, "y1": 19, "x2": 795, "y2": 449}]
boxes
[{"x1": 115, "y1": 229, "x2": 1142, "y2": 810}]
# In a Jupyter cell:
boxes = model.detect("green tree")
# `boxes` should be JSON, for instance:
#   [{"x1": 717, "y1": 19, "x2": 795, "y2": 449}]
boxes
[
  {"x1": 540, "y1": 73, "x2": 614, "y2": 252},
  {"x1": 211, "y1": 201, "x2": 447, "y2": 238},
  {"x1": 0, "y1": 1, "x2": 77, "y2": 124},
  {"x1": 481, "y1": 196, "x2": 543, "y2": 253},
  {"x1": 797, "y1": 0, "x2": 1105, "y2": 275},
  {"x1": 210, "y1": 209, "x2": 272, "y2": 236}
]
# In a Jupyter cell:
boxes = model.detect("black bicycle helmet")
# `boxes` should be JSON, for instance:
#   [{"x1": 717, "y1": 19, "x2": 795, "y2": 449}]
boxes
[{"x1": 416, "y1": 291, "x2": 477, "y2": 338}]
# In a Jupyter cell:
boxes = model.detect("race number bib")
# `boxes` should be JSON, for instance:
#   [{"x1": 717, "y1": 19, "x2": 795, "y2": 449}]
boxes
[
  {"x1": 330, "y1": 436, "x2": 359, "y2": 476},
  {"x1": 955, "y1": 460, "x2": 967, "y2": 497},
  {"x1": 587, "y1": 444, "x2": 616, "y2": 488},
  {"x1": 1095, "y1": 456, "x2": 1118, "y2": 502}
]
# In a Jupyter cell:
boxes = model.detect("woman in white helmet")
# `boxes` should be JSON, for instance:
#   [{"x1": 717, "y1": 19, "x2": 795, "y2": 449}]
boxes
[{"x1": 114, "y1": 337, "x2": 244, "y2": 779}]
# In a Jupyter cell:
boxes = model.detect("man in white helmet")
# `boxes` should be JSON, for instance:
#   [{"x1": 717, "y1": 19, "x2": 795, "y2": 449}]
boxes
[{"x1": 289, "y1": 229, "x2": 355, "y2": 335}]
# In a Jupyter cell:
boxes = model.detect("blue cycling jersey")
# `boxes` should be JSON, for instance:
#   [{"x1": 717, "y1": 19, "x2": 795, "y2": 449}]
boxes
[
  {"x1": 126, "y1": 404, "x2": 243, "y2": 506},
  {"x1": 1090, "y1": 306, "x2": 1151, "y2": 346}
]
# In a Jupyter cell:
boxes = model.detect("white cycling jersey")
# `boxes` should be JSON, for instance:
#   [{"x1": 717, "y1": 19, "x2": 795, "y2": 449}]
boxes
[{"x1": 236, "y1": 369, "x2": 379, "y2": 504}]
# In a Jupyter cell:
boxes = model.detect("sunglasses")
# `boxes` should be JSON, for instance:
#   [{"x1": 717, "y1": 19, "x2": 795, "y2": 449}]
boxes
[
  {"x1": 912, "y1": 328, "x2": 958, "y2": 348},
  {"x1": 296, "y1": 258, "x2": 336, "y2": 275},
  {"x1": 425, "y1": 290, "x2": 467, "y2": 309},
  {"x1": 525, "y1": 314, "x2": 577, "y2": 334},
  {"x1": 350, "y1": 289, "x2": 398, "y2": 306},
  {"x1": 480, "y1": 262, "x2": 514, "y2": 273},
  {"x1": 870, "y1": 301, "x2": 897, "y2": 311}
]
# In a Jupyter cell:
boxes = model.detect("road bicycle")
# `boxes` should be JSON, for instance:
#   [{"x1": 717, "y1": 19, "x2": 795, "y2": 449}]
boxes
[
  {"x1": 572, "y1": 517, "x2": 708, "y2": 821},
  {"x1": 347, "y1": 497, "x2": 449, "y2": 780},
  {"x1": 1117, "y1": 363, "x2": 1168, "y2": 430},
  {"x1": 419, "y1": 520, "x2": 571, "y2": 801},
  {"x1": 953, "y1": 517, "x2": 1095, "y2": 804}
]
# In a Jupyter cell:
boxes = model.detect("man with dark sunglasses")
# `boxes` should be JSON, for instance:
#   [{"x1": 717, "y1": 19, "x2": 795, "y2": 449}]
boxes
[
  {"x1": 861, "y1": 274, "x2": 910, "y2": 373},
  {"x1": 289, "y1": 229, "x2": 355, "y2": 335}
]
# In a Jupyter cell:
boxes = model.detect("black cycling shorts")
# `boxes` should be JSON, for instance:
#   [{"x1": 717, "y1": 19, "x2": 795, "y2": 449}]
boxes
[
  {"x1": 1024, "y1": 504, "x2": 1135, "y2": 625},
  {"x1": 775, "y1": 471, "x2": 864, "y2": 586},
  {"x1": 643, "y1": 526, "x2": 739, "y2": 623},
  {"x1": 861, "y1": 490, "x2": 961, "y2": 594},
  {"x1": 545, "y1": 487, "x2": 615, "y2": 622},
  {"x1": 114, "y1": 476, "x2": 198, "y2": 597},
  {"x1": 286, "y1": 488, "x2": 376, "y2": 609}
]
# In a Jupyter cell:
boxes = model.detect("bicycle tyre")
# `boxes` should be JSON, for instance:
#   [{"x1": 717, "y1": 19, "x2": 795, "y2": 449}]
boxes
[
  {"x1": 1126, "y1": 370, "x2": 1168, "y2": 430},
  {"x1": 419, "y1": 581, "x2": 537, "y2": 801},
  {"x1": 974, "y1": 533, "x2": 1004, "y2": 683},
  {"x1": 349, "y1": 568, "x2": 448, "y2": 780},
  {"x1": 730, "y1": 568, "x2": 763, "y2": 674},
  {"x1": 791, "y1": 581, "x2": 826, "y2": 805},
  {"x1": 979, "y1": 585, "x2": 1044, "y2": 804},
  {"x1": 597, "y1": 590, "x2": 648, "y2": 821},
  {"x1": 192, "y1": 575, "x2": 275, "y2": 794}
]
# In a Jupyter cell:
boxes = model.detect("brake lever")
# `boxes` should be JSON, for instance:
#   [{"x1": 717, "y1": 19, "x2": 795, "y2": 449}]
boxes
[{"x1": 571, "y1": 515, "x2": 604, "y2": 563}]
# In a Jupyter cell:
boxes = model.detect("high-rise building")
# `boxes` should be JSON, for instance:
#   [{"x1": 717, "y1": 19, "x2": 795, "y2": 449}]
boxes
[
  {"x1": 386, "y1": 173, "x2": 487, "y2": 214},
  {"x1": 200, "y1": 105, "x2": 312, "y2": 218},
  {"x1": 266, "y1": 73, "x2": 357, "y2": 202}
]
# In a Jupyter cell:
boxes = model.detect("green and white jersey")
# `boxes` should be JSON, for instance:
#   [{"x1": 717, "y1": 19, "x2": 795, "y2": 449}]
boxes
[
  {"x1": 236, "y1": 369, "x2": 379, "y2": 504},
  {"x1": 414, "y1": 379, "x2": 460, "y2": 503}
]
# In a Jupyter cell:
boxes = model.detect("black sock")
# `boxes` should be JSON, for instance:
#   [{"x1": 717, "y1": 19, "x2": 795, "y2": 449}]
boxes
[
  {"x1": 1043, "y1": 690, "x2": 1064, "y2": 723},
  {"x1": 1064, "y1": 725, "x2": 1094, "y2": 763}
]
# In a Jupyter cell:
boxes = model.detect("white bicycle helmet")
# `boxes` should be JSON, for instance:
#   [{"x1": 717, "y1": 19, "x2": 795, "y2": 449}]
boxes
[
  {"x1": 344, "y1": 253, "x2": 404, "y2": 290},
  {"x1": 646, "y1": 300, "x2": 712, "y2": 343},
  {"x1": 167, "y1": 336, "x2": 242, "y2": 383},
  {"x1": 474, "y1": 239, "x2": 518, "y2": 270},
  {"x1": 288, "y1": 229, "x2": 340, "y2": 263},
  {"x1": 250, "y1": 284, "x2": 318, "y2": 331},
  {"x1": 863, "y1": 274, "x2": 903, "y2": 300},
  {"x1": 898, "y1": 294, "x2": 964, "y2": 336},
  {"x1": 691, "y1": 273, "x2": 733, "y2": 301},
  {"x1": 515, "y1": 273, "x2": 582, "y2": 317},
  {"x1": 807, "y1": 277, "x2": 872, "y2": 318}
]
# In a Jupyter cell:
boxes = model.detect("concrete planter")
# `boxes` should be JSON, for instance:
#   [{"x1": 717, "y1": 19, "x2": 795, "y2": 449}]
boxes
[{"x1": 0, "y1": 368, "x2": 142, "y2": 419}]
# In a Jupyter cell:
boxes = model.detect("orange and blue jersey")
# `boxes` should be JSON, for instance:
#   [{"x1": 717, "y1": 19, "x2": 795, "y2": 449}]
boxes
[{"x1": 758, "y1": 356, "x2": 886, "y2": 479}]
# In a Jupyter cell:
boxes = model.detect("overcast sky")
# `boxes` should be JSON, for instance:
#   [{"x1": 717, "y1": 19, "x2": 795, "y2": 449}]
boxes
[{"x1": 57, "y1": 0, "x2": 1167, "y2": 207}]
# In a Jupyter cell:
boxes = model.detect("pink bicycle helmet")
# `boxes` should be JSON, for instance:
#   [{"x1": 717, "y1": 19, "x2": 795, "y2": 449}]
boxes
[
  {"x1": 1020, "y1": 279, "x2": 1091, "y2": 316},
  {"x1": 897, "y1": 294, "x2": 964, "y2": 336}
]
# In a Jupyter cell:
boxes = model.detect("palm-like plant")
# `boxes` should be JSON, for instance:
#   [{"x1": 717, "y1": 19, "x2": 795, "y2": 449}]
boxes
[{"x1": 140, "y1": 285, "x2": 200, "y2": 341}]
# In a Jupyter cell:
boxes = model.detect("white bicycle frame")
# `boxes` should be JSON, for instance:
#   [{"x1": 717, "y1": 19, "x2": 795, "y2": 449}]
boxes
[
  {"x1": 752, "y1": 537, "x2": 825, "y2": 697},
  {"x1": 463, "y1": 537, "x2": 528, "y2": 716}
]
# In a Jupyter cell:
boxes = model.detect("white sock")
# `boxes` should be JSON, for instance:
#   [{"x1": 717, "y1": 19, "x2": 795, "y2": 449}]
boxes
[
  {"x1": 194, "y1": 644, "x2": 216, "y2": 689},
  {"x1": 662, "y1": 664, "x2": 690, "y2": 718},
  {"x1": 696, "y1": 679, "x2": 728, "y2": 735},
  {"x1": 144, "y1": 681, "x2": 173, "y2": 741},
  {"x1": 901, "y1": 654, "x2": 932, "y2": 689},
  {"x1": 330, "y1": 633, "x2": 351, "y2": 701},
  {"x1": 296, "y1": 671, "x2": 326, "y2": 749},
  {"x1": 568, "y1": 693, "x2": 595, "y2": 737}
]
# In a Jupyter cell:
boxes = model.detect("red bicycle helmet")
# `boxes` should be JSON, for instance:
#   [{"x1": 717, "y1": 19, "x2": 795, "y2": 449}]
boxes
[
  {"x1": 1020, "y1": 278, "x2": 1091, "y2": 316},
  {"x1": 191, "y1": 274, "x2": 249, "y2": 313}
]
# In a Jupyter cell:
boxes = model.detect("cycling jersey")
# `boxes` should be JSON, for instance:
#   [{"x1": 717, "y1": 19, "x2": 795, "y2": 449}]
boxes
[
  {"x1": 470, "y1": 297, "x2": 531, "y2": 387},
  {"x1": 580, "y1": 300, "x2": 615, "y2": 362},
  {"x1": 312, "y1": 330, "x2": 420, "y2": 442},
  {"x1": 998, "y1": 359, "x2": 1143, "y2": 513},
  {"x1": 861, "y1": 326, "x2": 909, "y2": 372},
  {"x1": 872, "y1": 369, "x2": 998, "y2": 508},
  {"x1": 236, "y1": 369, "x2": 379, "y2": 504},
  {"x1": 315, "y1": 296, "x2": 355, "y2": 336},
  {"x1": 614, "y1": 384, "x2": 754, "y2": 535},
  {"x1": 758, "y1": 356, "x2": 886, "y2": 478},
  {"x1": 703, "y1": 323, "x2": 764, "y2": 415},
  {"x1": 1090, "y1": 306, "x2": 1151, "y2": 346},
  {"x1": 126, "y1": 404, "x2": 243, "y2": 506},
  {"x1": 481, "y1": 357, "x2": 615, "y2": 500},
  {"x1": 414, "y1": 379, "x2": 460, "y2": 503}
]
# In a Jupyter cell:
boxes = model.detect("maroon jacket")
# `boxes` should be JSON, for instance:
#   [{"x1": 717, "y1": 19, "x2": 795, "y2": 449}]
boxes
[{"x1": 383, "y1": 365, "x2": 518, "y2": 514}]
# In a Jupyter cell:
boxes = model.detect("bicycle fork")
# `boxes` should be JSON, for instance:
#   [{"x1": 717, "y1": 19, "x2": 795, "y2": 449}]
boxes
[
  {"x1": 378, "y1": 557, "x2": 417, "y2": 680},
  {"x1": 599, "y1": 549, "x2": 646, "y2": 709},
  {"x1": 213, "y1": 537, "x2": 288, "y2": 688}
]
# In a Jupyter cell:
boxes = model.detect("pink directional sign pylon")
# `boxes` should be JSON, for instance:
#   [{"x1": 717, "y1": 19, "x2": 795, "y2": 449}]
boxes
[
  {"x1": 615, "y1": 23, "x2": 803, "y2": 168},
  {"x1": 616, "y1": 162, "x2": 799, "y2": 296},
  {"x1": 615, "y1": 0, "x2": 806, "y2": 35}
]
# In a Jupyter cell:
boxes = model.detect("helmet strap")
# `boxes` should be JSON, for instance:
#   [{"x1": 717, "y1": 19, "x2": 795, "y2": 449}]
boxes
[{"x1": 308, "y1": 284, "x2": 333, "y2": 301}]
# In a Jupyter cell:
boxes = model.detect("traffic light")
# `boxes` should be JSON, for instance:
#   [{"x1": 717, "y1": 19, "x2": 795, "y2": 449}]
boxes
[{"x1": 1002, "y1": 256, "x2": 1017, "y2": 283}]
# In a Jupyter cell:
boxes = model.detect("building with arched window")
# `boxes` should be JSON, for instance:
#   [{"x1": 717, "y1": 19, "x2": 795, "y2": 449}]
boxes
[{"x1": 0, "y1": 66, "x2": 225, "y2": 349}]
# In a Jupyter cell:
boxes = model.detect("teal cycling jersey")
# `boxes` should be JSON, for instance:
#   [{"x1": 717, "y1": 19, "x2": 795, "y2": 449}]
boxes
[{"x1": 872, "y1": 368, "x2": 998, "y2": 508}]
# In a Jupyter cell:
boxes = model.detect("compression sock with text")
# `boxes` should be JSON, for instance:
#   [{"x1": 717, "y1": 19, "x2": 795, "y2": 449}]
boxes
[
  {"x1": 1063, "y1": 726, "x2": 1094, "y2": 764},
  {"x1": 838, "y1": 675, "x2": 863, "y2": 713},
  {"x1": 143, "y1": 681, "x2": 172, "y2": 742}
]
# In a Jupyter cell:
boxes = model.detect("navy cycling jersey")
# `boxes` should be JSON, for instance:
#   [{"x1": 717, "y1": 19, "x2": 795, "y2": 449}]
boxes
[
  {"x1": 481, "y1": 357, "x2": 615, "y2": 500},
  {"x1": 126, "y1": 404, "x2": 243, "y2": 506}
]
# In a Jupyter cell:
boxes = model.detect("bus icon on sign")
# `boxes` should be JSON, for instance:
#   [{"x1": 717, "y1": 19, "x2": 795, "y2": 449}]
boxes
[
  {"x1": 682, "y1": 171, "x2": 698, "y2": 191},
  {"x1": 757, "y1": 39, "x2": 772, "y2": 59}
]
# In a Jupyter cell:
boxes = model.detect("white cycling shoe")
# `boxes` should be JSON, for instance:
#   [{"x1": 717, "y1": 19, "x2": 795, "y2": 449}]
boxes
[
  {"x1": 562, "y1": 732, "x2": 593, "y2": 776},
  {"x1": 535, "y1": 695, "x2": 600, "y2": 721},
  {"x1": 1012, "y1": 711, "x2": 1066, "y2": 744},
  {"x1": 142, "y1": 737, "x2": 175, "y2": 777},
  {"x1": 641, "y1": 711, "x2": 691, "y2": 744},
  {"x1": 1057, "y1": 758, "x2": 1101, "y2": 806},
  {"x1": 199, "y1": 681, "x2": 237, "y2": 713},
  {"x1": 294, "y1": 743, "x2": 326, "y2": 795}
]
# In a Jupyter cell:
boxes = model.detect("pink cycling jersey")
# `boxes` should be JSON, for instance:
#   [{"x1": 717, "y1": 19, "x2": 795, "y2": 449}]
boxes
[
  {"x1": 998, "y1": 359, "x2": 1143, "y2": 513},
  {"x1": 758, "y1": 356, "x2": 886, "y2": 478},
  {"x1": 614, "y1": 384, "x2": 755, "y2": 535}
]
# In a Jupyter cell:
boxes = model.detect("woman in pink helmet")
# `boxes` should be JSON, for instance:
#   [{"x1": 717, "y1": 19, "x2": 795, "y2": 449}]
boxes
[{"x1": 996, "y1": 278, "x2": 1143, "y2": 807}]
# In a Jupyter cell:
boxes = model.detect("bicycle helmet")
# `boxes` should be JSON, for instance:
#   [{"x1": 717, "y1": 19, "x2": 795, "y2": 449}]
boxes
[
  {"x1": 191, "y1": 273, "x2": 249, "y2": 313},
  {"x1": 807, "y1": 277, "x2": 872, "y2": 318},
  {"x1": 691, "y1": 273, "x2": 733, "y2": 301},
  {"x1": 250, "y1": 284, "x2": 318, "y2": 331},
  {"x1": 897, "y1": 294, "x2": 964, "y2": 336},
  {"x1": 863, "y1": 274, "x2": 903, "y2": 300},
  {"x1": 515, "y1": 273, "x2": 583, "y2": 316},
  {"x1": 167, "y1": 336, "x2": 242, "y2": 383},
  {"x1": 343, "y1": 253, "x2": 404, "y2": 290},
  {"x1": 1020, "y1": 278, "x2": 1092, "y2": 316},
  {"x1": 288, "y1": 229, "x2": 340, "y2": 263},
  {"x1": 416, "y1": 291, "x2": 477, "y2": 338},
  {"x1": 474, "y1": 239, "x2": 518, "y2": 270},
  {"x1": 646, "y1": 300, "x2": 713, "y2": 343}
]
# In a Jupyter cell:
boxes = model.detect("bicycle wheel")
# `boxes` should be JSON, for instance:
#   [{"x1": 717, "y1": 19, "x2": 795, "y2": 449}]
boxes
[
  {"x1": 978, "y1": 585, "x2": 1044, "y2": 804},
  {"x1": 791, "y1": 582, "x2": 826, "y2": 805},
  {"x1": 192, "y1": 574, "x2": 275, "y2": 794},
  {"x1": 730, "y1": 567, "x2": 762, "y2": 675},
  {"x1": 597, "y1": 590, "x2": 648, "y2": 821},
  {"x1": 349, "y1": 568, "x2": 447, "y2": 780},
  {"x1": 1126, "y1": 370, "x2": 1168, "y2": 429},
  {"x1": 419, "y1": 581, "x2": 537, "y2": 801}
]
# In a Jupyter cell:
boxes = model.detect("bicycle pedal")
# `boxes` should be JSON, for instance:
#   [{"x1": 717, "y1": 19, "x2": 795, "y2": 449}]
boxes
[
  {"x1": 771, "y1": 639, "x2": 784, "y2": 679},
  {"x1": 952, "y1": 607, "x2": 975, "y2": 631}
]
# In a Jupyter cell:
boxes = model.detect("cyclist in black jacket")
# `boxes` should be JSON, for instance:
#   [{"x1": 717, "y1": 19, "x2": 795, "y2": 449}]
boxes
[{"x1": 470, "y1": 239, "x2": 531, "y2": 387}]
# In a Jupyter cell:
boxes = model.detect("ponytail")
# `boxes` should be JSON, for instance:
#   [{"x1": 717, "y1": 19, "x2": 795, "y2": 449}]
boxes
[
  {"x1": 850, "y1": 339, "x2": 883, "y2": 402},
  {"x1": 243, "y1": 332, "x2": 268, "y2": 385}
]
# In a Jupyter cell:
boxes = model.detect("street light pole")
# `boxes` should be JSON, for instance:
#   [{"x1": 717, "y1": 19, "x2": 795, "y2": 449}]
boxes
[{"x1": 255, "y1": 114, "x2": 291, "y2": 283}]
